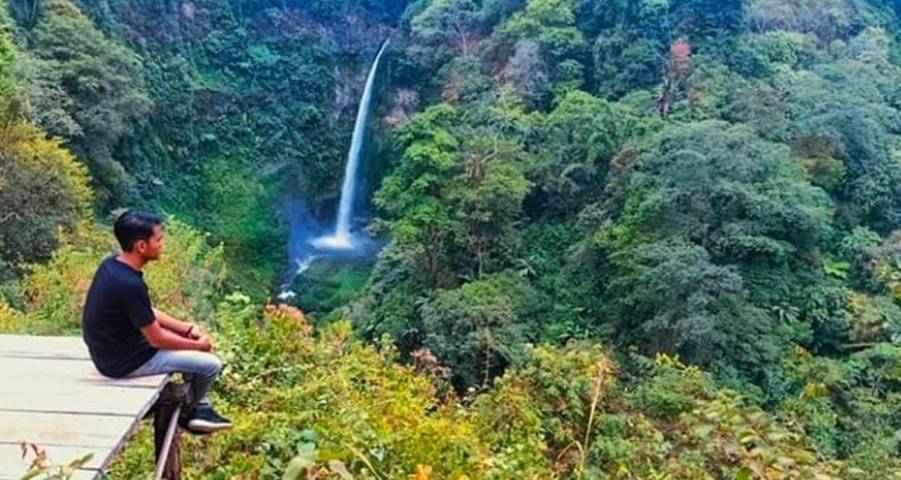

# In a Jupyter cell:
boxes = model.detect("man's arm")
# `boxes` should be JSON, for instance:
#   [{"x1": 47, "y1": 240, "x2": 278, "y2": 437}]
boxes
[
  {"x1": 153, "y1": 307, "x2": 200, "y2": 338},
  {"x1": 141, "y1": 320, "x2": 211, "y2": 351}
]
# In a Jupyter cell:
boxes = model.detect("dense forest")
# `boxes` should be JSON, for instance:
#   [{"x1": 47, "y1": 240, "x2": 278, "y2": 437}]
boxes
[{"x1": 1, "y1": 0, "x2": 900, "y2": 478}]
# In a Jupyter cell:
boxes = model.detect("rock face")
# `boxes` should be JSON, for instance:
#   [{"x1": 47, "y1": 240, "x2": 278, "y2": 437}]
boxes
[
  {"x1": 330, "y1": 61, "x2": 371, "y2": 128},
  {"x1": 14, "y1": 1, "x2": 410, "y2": 299},
  {"x1": 384, "y1": 88, "x2": 420, "y2": 127},
  {"x1": 64, "y1": 0, "x2": 402, "y2": 203}
]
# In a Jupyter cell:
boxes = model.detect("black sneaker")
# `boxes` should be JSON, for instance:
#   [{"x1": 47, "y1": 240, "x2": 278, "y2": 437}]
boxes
[{"x1": 185, "y1": 405, "x2": 233, "y2": 434}]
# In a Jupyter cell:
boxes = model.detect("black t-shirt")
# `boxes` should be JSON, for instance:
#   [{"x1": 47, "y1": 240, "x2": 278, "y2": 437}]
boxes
[{"x1": 82, "y1": 256, "x2": 158, "y2": 378}]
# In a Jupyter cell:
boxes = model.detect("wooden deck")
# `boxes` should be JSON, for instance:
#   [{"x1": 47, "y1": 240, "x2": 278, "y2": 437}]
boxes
[{"x1": 0, "y1": 334, "x2": 168, "y2": 480}]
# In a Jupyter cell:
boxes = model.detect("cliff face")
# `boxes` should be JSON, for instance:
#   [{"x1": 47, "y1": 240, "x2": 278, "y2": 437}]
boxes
[
  {"x1": 10, "y1": 0, "x2": 408, "y2": 293},
  {"x1": 67, "y1": 0, "x2": 400, "y2": 198}
]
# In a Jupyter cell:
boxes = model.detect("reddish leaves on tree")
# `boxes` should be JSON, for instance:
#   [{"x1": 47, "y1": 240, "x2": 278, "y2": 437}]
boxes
[
  {"x1": 669, "y1": 39, "x2": 692, "y2": 78},
  {"x1": 659, "y1": 39, "x2": 693, "y2": 120}
]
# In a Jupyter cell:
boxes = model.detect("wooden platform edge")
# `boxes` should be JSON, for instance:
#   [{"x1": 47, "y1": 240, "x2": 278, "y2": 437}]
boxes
[
  {"x1": 0, "y1": 336, "x2": 173, "y2": 479},
  {"x1": 92, "y1": 374, "x2": 171, "y2": 476}
]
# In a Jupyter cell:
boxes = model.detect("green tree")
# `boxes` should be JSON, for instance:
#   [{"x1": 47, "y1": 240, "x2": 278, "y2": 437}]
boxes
[
  {"x1": 16, "y1": 0, "x2": 151, "y2": 203},
  {"x1": 0, "y1": 2, "x2": 16, "y2": 97},
  {"x1": 730, "y1": 28, "x2": 901, "y2": 232},
  {"x1": 421, "y1": 272, "x2": 538, "y2": 388},
  {"x1": 0, "y1": 122, "x2": 92, "y2": 278},
  {"x1": 490, "y1": 0, "x2": 587, "y2": 99},
  {"x1": 619, "y1": 122, "x2": 831, "y2": 263},
  {"x1": 499, "y1": 0, "x2": 585, "y2": 59},
  {"x1": 671, "y1": 0, "x2": 745, "y2": 39},
  {"x1": 374, "y1": 103, "x2": 461, "y2": 286},
  {"x1": 446, "y1": 133, "x2": 531, "y2": 278},
  {"x1": 200, "y1": 156, "x2": 281, "y2": 297},
  {"x1": 747, "y1": 0, "x2": 891, "y2": 42},
  {"x1": 500, "y1": 39, "x2": 552, "y2": 106},
  {"x1": 361, "y1": 102, "x2": 533, "y2": 369},
  {"x1": 597, "y1": 122, "x2": 832, "y2": 379},
  {"x1": 593, "y1": 33, "x2": 664, "y2": 98},
  {"x1": 603, "y1": 238, "x2": 748, "y2": 361},
  {"x1": 410, "y1": 0, "x2": 484, "y2": 56},
  {"x1": 528, "y1": 89, "x2": 655, "y2": 217},
  {"x1": 375, "y1": 102, "x2": 531, "y2": 282}
]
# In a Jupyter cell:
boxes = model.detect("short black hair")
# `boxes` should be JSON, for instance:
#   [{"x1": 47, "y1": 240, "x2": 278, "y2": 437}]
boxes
[{"x1": 114, "y1": 210, "x2": 163, "y2": 252}]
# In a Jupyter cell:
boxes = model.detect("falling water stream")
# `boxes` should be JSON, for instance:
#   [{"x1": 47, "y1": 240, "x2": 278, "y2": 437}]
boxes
[
  {"x1": 278, "y1": 40, "x2": 389, "y2": 300},
  {"x1": 312, "y1": 39, "x2": 390, "y2": 250}
]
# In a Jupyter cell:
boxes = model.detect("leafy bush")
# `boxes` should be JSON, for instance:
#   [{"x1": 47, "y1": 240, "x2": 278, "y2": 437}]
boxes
[{"x1": 0, "y1": 122, "x2": 92, "y2": 278}]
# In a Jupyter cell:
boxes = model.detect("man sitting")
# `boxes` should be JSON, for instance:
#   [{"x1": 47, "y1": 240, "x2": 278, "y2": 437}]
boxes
[{"x1": 82, "y1": 210, "x2": 232, "y2": 433}]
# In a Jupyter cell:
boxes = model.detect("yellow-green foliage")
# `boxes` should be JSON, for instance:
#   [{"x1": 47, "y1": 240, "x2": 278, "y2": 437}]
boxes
[
  {"x1": 204, "y1": 298, "x2": 485, "y2": 478},
  {"x1": 112, "y1": 297, "x2": 491, "y2": 479},
  {"x1": 0, "y1": 298, "x2": 24, "y2": 333},
  {"x1": 0, "y1": 1, "x2": 17, "y2": 96},
  {"x1": 108, "y1": 308, "x2": 894, "y2": 480},
  {"x1": 140, "y1": 220, "x2": 227, "y2": 324},
  {"x1": 0, "y1": 122, "x2": 93, "y2": 271},
  {"x1": 847, "y1": 292, "x2": 899, "y2": 343},
  {"x1": 470, "y1": 345, "x2": 612, "y2": 478},
  {"x1": 877, "y1": 231, "x2": 901, "y2": 302},
  {"x1": 13, "y1": 222, "x2": 898, "y2": 478},
  {"x1": 19, "y1": 219, "x2": 225, "y2": 334},
  {"x1": 21, "y1": 221, "x2": 112, "y2": 334}
]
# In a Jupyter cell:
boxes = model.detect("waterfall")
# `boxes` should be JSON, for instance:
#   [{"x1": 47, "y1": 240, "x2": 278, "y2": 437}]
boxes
[{"x1": 314, "y1": 39, "x2": 390, "y2": 250}]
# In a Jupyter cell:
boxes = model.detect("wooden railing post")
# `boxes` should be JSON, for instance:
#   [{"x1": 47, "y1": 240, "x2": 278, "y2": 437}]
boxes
[{"x1": 153, "y1": 382, "x2": 190, "y2": 480}]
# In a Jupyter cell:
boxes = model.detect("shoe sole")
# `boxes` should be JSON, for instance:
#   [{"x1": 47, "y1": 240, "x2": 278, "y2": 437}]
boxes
[{"x1": 186, "y1": 420, "x2": 233, "y2": 433}]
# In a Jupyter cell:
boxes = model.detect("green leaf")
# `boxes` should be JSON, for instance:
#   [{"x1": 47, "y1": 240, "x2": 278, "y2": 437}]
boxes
[
  {"x1": 19, "y1": 468, "x2": 45, "y2": 480},
  {"x1": 67, "y1": 453, "x2": 94, "y2": 469},
  {"x1": 282, "y1": 455, "x2": 314, "y2": 480},
  {"x1": 692, "y1": 424, "x2": 715, "y2": 439},
  {"x1": 735, "y1": 466, "x2": 754, "y2": 480},
  {"x1": 282, "y1": 439, "x2": 317, "y2": 480}
]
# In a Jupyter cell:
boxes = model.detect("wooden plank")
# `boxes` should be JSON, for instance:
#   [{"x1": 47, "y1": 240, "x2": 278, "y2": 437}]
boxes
[
  {"x1": 1, "y1": 357, "x2": 167, "y2": 390},
  {"x1": 0, "y1": 411, "x2": 136, "y2": 448},
  {"x1": 0, "y1": 335, "x2": 90, "y2": 360},
  {"x1": 0, "y1": 336, "x2": 172, "y2": 479},
  {"x1": 0, "y1": 381, "x2": 163, "y2": 416}
]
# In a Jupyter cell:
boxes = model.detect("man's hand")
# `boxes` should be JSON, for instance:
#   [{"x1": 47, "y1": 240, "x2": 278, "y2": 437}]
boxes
[
  {"x1": 196, "y1": 334, "x2": 213, "y2": 352},
  {"x1": 186, "y1": 324, "x2": 204, "y2": 340},
  {"x1": 154, "y1": 308, "x2": 201, "y2": 339},
  {"x1": 141, "y1": 320, "x2": 214, "y2": 352}
]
